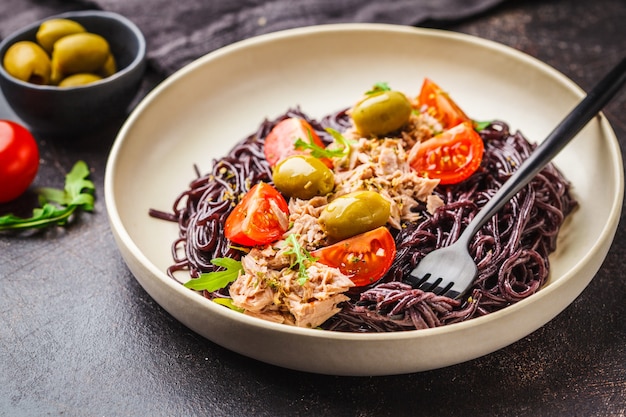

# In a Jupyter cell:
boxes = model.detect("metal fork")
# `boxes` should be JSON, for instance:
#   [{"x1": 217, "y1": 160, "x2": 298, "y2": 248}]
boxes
[{"x1": 407, "y1": 57, "x2": 626, "y2": 299}]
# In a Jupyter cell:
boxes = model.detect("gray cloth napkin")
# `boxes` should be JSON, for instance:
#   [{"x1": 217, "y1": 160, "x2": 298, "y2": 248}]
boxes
[{"x1": 2, "y1": 0, "x2": 506, "y2": 76}]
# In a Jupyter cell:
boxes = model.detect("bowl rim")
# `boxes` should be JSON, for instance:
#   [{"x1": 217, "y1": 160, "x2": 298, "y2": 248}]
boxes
[{"x1": 0, "y1": 9, "x2": 146, "y2": 91}]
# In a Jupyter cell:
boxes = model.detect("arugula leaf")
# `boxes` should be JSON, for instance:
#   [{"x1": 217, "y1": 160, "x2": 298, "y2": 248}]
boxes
[
  {"x1": 326, "y1": 128, "x2": 356, "y2": 156},
  {"x1": 294, "y1": 128, "x2": 354, "y2": 159},
  {"x1": 283, "y1": 233, "x2": 317, "y2": 285},
  {"x1": 0, "y1": 160, "x2": 95, "y2": 231},
  {"x1": 184, "y1": 257, "x2": 243, "y2": 292},
  {"x1": 473, "y1": 120, "x2": 493, "y2": 131},
  {"x1": 213, "y1": 297, "x2": 244, "y2": 312}
]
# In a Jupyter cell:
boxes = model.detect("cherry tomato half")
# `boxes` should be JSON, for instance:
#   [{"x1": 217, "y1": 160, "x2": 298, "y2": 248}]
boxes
[
  {"x1": 311, "y1": 226, "x2": 396, "y2": 287},
  {"x1": 264, "y1": 117, "x2": 331, "y2": 168},
  {"x1": 0, "y1": 120, "x2": 39, "y2": 203},
  {"x1": 224, "y1": 182, "x2": 290, "y2": 246},
  {"x1": 408, "y1": 121, "x2": 484, "y2": 185},
  {"x1": 418, "y1": 78, "x2": 470, "y2": 129}
]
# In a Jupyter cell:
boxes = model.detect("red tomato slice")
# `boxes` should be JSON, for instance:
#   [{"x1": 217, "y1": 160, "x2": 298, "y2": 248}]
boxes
[
  {"x1": 0, "y1": 120, "x2": 39, "y2": 203},
  {"x1": 264, "y1": 117, "x2": 331, "y2": 167},
  {"x1": 311, "y1": 227, "x2": 396, "y2": 287},
  {"x1": 418, "y1": 78, "x2": 470, "y2": 129},
  {"x1": 409, "y1": 121, "x2": 484, "y2": 185},
  {"x1": 224, "y1": 182, "x2": 289, "y2": 246}
]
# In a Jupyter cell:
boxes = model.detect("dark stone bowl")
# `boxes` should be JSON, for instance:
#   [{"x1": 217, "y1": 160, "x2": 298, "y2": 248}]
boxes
[{"x1": 0, "y1": 10, "x2": 146, "y2": 138}]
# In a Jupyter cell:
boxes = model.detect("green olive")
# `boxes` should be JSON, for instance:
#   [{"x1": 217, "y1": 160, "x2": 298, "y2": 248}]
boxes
[
  {"x1": 98, "y1": 53, "x2": 117, "y2": 77},
  {"x1": 58, "y1": 73, "x2": 102, "y2": 87},
  {"x1": 2, "y1": 41, "x2": 51, "y2": 84},
  {"x1": 351, "y1": 90, "x2": 412, "y2": 137},
  {"x1": 320, "y1": 190, "x2": 391, "y2": 240},
  {"x1": 51, "y1": 32, "x2": 110, "y2": 76},
  {"x1": 36, "y1": 18, "x2": 86, "y2": 53},
  {"x1": 50, "y1": 64, "x2": 63, "y2": 85},
  {"x1": 272, "y1": 155, "x2": 335, "y2": 200}
]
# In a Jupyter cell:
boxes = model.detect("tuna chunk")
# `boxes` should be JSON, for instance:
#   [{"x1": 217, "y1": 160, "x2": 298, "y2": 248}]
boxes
[
  {"x1": 229, "y1": 245, "x2": 354, "y2": 328},
  {"x1": 333, "y1": 137, "x2": 442, "y2": 228}
]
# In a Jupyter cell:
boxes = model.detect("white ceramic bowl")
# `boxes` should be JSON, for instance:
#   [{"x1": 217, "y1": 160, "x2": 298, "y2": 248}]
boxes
[{"x1": 105, "y1": 24, "x2": 623, "y2": 376}]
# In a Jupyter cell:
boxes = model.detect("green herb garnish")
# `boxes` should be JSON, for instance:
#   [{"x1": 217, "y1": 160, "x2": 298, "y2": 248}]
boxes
[
  {"x1": 473, "y1": 120, "x2": 493, "y2": 131},
  {"x1": 0, "y1": 160, "x2": 95, "y2": 231},
  {"x1": 184, "y1": 257, "x2": 243, "y2": 292},
  {"x1": 283, "y1": 233, "x2": 317, "y2": 285},
  {"x1": 365, "y1": 82, "x2": 391, "y2": 95},
  {"x1": 213, "y1": 297, "x2": 244, "y2": 312},
  {"x1": 294, "y1": 128, "x2": 354, "y2": 159}
]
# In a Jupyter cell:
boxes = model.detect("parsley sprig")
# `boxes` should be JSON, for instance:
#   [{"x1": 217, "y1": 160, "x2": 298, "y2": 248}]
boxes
[
  {"x1": 0, "y1": 160, "x2": 95, "y2": 231},
  {"x1": 184, "y1": 257, "x2": 243, "y2": 292},
  {"x1": 283, "y1": 233, "x2": 317, "y2": 285}
]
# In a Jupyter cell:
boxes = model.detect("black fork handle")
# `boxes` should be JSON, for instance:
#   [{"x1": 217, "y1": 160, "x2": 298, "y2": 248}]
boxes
[{"x1": 457, "y1": 56, "x2": 626, "y2": 247}]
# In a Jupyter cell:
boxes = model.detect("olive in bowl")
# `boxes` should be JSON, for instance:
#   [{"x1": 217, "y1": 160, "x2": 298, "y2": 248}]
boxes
[{"x1": 0, "y1": 10, "x2": 146, "y2": 137}]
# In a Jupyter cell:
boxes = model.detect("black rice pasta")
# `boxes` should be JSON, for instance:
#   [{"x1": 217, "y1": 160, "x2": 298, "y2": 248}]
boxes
[{"x1": 150, "y1": 110, "x2": 577, "y2": 333}]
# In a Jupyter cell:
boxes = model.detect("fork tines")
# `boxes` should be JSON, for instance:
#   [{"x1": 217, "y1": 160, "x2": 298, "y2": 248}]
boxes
[{"x1": 410, "y1": 272, "x2": 459, "y2": 299}]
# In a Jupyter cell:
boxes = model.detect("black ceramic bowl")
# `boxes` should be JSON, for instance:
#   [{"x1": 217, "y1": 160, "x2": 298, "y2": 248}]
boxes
[{"x1": 0, "y1": 10, "x2": 146, "y2": 137}]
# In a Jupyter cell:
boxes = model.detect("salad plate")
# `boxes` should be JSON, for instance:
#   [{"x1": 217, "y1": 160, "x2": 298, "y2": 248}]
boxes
[{"x1": 105, "y1": 24, "x2": 623, "y2": 376}]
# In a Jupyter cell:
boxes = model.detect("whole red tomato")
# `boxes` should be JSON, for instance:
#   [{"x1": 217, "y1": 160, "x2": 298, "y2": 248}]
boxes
[{"x1": 0, "y1": 120, "x2": 39, "y2": 203}]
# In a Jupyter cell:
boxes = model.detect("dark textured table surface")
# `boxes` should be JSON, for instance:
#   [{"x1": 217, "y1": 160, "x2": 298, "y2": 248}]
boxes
[{"x1": 1, "y1": 0, "x2": 625, "y2": 416}]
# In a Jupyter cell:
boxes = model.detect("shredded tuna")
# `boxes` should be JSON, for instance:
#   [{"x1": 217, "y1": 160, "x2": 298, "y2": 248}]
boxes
[
  {"x1": 401, "y1": 110, "x2": 443, "y2": 148},
  {"x1": 287, "y1": 196, "x2": 328, "y2": 249},
  {"x1": 332, "y1": 137, "x2": 441, "y2": 228},
  {"x1": 229, "y1": 245, "x2": 355, "y2": 328}
]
